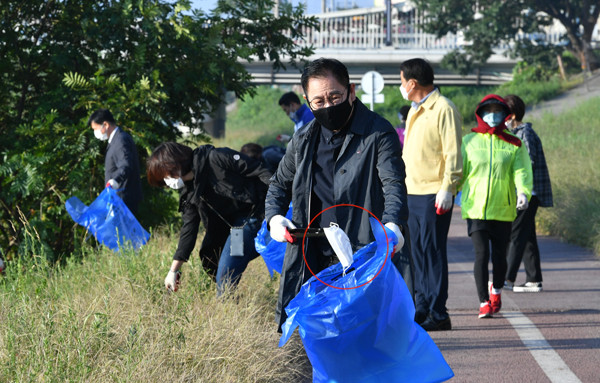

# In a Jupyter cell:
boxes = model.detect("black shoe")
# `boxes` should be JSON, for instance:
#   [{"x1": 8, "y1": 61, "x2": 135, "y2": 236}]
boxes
[
  {"x1": 420, "y1": 316, "x2": 452, "y2": 331},
  {"x1": 414, "y1": 311, "x2": 428, "y2": 324}
]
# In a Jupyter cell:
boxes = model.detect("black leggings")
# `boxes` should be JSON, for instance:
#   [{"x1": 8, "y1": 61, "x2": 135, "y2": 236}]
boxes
[{"x1": 468, "y1": 220, "x2": 512, "y2": 302}]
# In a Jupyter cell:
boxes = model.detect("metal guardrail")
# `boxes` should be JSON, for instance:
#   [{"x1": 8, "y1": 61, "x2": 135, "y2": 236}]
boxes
[
  {"x1": 249, "y1": 72, "x2": 513, "y2": 86},
  {"x1": 289, "y1": 6, "x2": 566, "y2": 51}
]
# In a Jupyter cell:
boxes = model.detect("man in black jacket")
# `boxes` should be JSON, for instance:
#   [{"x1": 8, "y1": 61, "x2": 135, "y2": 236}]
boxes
[
  {"x1": 265, "y1": 58, "x2": 410, "y2": 331},
  {"x1": 89, "y1": 109, "x2": 143, "y2": 215}
]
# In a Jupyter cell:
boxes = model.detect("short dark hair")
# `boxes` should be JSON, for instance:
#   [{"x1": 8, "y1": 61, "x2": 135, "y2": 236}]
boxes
[
  {"x1": 399, "y1": 105, "x2": 411, "y2": 121},
  {"x1": 88, "y1": 109, "x2": 116, "y2": 127},
  {"x1": 399, "y1": 58, "x2": 434, "y2": 86},
  {"x1": 278, "y1": 92, "x2": 301, "y2": 106},
  {"x1": 301, "y1": 58, "x2": 350, "y2": 96},
  {"x1": 504, "y1": 94, "x2": 526, "y2": 121},
  {"x1": 240, "y1": 143, "x2": 263, "y2": 160},
  {"x1": 146, "y1": 142, "x2": 193, "y2": 187}
]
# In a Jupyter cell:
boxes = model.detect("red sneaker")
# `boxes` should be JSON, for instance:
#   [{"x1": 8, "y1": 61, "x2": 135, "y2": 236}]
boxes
[
  {"x1": 479, "y1": 301, "x2": 493, "y2": 318},
  {"x1": 489, "y1": 281, "x2": 502, "y2": 313}
]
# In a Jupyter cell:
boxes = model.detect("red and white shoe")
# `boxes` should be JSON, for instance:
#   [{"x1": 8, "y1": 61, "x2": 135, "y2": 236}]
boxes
[
  {"x1": 479, "y1": 301, "x2": 493, "y2": 318},
  {"x1": 488, "y1": 281, "x2": 502, "y2": 313}
]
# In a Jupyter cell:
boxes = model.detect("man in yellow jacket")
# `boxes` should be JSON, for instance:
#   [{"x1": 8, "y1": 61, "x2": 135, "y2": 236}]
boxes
[{"x1": 400, "y1": 58, "x2": 463, "y2": 331}]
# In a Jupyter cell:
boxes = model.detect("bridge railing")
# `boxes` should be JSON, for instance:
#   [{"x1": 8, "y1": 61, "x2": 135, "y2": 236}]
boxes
[{"x1": 291, "y1": 6, "x2": 566, "y2": 51}]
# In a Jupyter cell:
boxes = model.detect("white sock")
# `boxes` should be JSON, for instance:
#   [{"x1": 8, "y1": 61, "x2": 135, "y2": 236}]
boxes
[{"x1": 492, "y1": 287, "x2": 502, "y2": 295}]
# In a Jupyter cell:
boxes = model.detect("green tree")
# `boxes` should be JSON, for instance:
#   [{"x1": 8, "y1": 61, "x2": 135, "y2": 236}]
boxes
[
  {"x1": 0, "y1": 0, "x2": 316, "y2": 260},
  {"x1": 413, "y1": 0, "x2": 599, "y2": 74}
]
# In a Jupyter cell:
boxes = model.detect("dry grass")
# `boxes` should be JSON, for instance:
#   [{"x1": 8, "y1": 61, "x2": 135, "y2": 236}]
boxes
[{"x1": 0, "y1": 228, "x2": 311, "y2": 382}]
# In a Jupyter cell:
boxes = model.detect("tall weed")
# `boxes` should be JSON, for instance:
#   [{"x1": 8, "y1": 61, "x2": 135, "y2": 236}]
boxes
[{"x1": 0, "y1": 229, "x2": 311, "y2": 382}]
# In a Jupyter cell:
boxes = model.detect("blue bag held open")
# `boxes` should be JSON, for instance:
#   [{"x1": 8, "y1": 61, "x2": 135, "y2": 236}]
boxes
[
  {"x1": 279, "y1": 217, "x2": 453, "y2": 383},
  {"x1": 254, "y1": 204, "x2": 292, "y2": 277},
  {"x1": 66, "y1": 186, "x2": 150, "y2": 252}
]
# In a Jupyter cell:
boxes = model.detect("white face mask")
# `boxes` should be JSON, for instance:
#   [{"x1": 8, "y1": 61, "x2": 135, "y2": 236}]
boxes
[
  {"x1": 288, "y1": 110, "x2": 297, "y2": 121},
  {"x1": 164, "y1": 176, "x2": 185, "y2": 190},
  {"x1": 323, "y1": 222, "x2": 354, "y2": 275},
  {"x1": 399, "y1": 84, "x2": 412, "y2": 101},
  {"x1": 482, "y1": 112, "x2": 506, "y2": 128},
  {"x1": 94, "y1": 128, "x2": 108, "y2": 141}
]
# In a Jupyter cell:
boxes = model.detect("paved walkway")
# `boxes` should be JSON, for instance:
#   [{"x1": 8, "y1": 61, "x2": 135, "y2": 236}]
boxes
[
  {"x1": 528, "y1": 70, "x2": 600, "y2": 119},
  {"x1": 428, "y1": 208, "x2": 600, "y2": 382}
]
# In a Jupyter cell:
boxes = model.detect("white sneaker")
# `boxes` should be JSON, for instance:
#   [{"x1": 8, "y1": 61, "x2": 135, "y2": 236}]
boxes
[
  {"x1": 513, "y1": 282, "x2": 543, "y2": 293},
  {"x1": 504, "y1": 281, "x2": 514, "y2": 291}
]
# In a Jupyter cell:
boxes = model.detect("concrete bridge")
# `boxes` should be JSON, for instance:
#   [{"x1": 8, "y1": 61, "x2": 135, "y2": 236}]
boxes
[{"x1": 245, "y1": 5, "x2": 564, "y2": 87}]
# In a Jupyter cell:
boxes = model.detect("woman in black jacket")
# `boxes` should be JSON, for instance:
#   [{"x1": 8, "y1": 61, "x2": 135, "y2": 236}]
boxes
[{"x1": 147, "y1": 142, "x2": 272, "y2": 294}]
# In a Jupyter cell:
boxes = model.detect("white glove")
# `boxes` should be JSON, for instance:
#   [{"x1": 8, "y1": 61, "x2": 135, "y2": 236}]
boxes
[
  {"x1": 384, "y1": 222, "x2": 405, "y2": 253},
  {"x1": 269, "y1": 214, "x2": 297, "y2": 243},
  {"x1": 106, "y1": 179, "x2": 118, "y2": 188},
  {"x1": 276, "y1": 134, "x2": 291, "y2": 144},
  {"x1": 516, "y1": 193, "x2": 529, "y2": 210},
  {"x1": 435, "y1": 190, "x2": 453, "y2": 214},
  {"x1": 164, "y1": 270, "x2": 181, "y2": 292}
]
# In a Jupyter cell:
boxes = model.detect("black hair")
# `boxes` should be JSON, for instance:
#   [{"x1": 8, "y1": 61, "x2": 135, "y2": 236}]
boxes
[
  {"x1": 240, "y1": 142, "x2": 263, "y2": 160},
  {"x1": 399, "y1": 58, "x2": 434, "y2": 86},
  {"x1": 278, "y1": 92, "x2": 301, "y2": 106},
  {"x1": 504, "y1": 94, "x2": 526, "y2": 121},
  {"x1": 88, "y1": 109, "x2": 116, "y2": 127},
  {"x1": 301, "y1": 58, "x2": 350, "y2": 96},
  {"x1": 146, "y1": 142, "x2": 193, "y2": 187}
]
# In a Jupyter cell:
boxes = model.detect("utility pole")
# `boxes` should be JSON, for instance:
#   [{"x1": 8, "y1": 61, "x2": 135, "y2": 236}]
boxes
[
  {"x1": 385, "y1": 0, "x2": 392, "y2": 46},
  {"x1": 273, "y1": 0, "x2": 279, "y2": 17}
]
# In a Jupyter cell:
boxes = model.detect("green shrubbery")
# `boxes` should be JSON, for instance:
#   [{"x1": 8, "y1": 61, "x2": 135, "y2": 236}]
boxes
[{"x1": 0, "y1": 0, "x2": 316, "y2": 262}]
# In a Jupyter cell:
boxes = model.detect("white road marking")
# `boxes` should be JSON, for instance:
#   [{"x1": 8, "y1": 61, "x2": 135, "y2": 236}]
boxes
[
  {"x1": 447, "y1": 245, "x2": 583, "y2": 382},
  {"x1": 503, "y1": 311, "x2": 582, "y2": 383}
]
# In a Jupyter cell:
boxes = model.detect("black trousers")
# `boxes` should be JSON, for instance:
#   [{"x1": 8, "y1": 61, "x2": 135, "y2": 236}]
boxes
[
  {"x1": 468, "y1": 220, "x2": 512, "y2": 303},
  {"x1": 506, "y1": 196, "x2": 542, "y2": 283}
]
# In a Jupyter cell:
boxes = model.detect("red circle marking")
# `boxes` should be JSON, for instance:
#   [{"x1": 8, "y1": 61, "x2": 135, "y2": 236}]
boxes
[{"x1": 301, "y1": 204, "x2": 391, "y2": 290}]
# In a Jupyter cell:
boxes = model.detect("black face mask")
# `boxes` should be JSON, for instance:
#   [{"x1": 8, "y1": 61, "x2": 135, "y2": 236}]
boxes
[{"x1": 311, "y1": 89, "x2": 354, "y2": 131}]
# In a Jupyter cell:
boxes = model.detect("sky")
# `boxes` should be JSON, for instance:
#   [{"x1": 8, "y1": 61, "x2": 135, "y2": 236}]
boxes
[{"x1": 189, "y1": 0, "x2": 377, "y2": 15}]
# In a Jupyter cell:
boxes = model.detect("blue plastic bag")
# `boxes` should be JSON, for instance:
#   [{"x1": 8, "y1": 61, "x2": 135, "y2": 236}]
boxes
[
  {"x1": 254, "y1": 204, "x2": 292, "y2": 277},
  {"x1": 455, "y1": 190, "x2": 462, "y2": 207},
  {"x1": 65, "y1": 186, "x2": 150, "y2": 252},
  {"x1": 279, "y1": 218, "x2": 453, "y2": 383}
]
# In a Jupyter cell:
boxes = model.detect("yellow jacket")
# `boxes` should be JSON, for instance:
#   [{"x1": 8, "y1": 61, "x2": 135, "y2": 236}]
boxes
[{"x1": 402, "y1": 89, "x2": 463, "y2": 195}]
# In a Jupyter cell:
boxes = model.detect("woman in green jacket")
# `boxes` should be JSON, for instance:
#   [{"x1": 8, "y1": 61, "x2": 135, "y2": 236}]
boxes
[{"x1": 460, "y1": 94, "x2": 533, "y2": 319}]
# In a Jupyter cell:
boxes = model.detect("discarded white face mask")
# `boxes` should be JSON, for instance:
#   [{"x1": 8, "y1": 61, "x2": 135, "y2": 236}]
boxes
[
  {"x1": 164, "y1": 176, "x2": 185, "y2": 190},
  {"x1": 323, "y1": 222, "x2": 354, "y2": 274}
]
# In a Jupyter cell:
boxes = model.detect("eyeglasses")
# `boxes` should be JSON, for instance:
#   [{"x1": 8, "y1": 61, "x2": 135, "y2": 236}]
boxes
[{"x1": 307, "y1": 88, "x2": 348, "y2": 110}]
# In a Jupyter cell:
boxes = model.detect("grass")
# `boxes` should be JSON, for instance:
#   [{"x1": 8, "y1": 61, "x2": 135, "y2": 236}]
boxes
[
  {"x1": 212, "y1": 86, "x2": 296, "y2": 151},
  {"x1": 532, "y1": 96, "x2": 600, "y2": 254},
  {"x1": 0, "y1": 226, "x2": 311, "y2": 382}
]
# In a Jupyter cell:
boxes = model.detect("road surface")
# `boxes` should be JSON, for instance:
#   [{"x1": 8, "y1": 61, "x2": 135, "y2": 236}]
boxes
[{"x1": 429, "y1": 207, "x2": 600, "y2": 383}]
